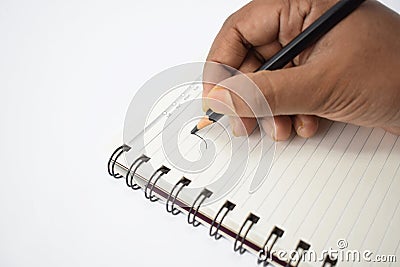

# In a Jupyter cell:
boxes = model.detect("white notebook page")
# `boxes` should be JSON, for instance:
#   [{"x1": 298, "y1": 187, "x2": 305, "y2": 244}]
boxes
[{"x1": 123, "y1": 83, "x2": 400, "y2": 267}]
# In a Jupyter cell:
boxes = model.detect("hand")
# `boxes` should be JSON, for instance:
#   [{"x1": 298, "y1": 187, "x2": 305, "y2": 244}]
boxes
[{"x1": 203, "y1": 0, "x2": 400, "y2": 140}]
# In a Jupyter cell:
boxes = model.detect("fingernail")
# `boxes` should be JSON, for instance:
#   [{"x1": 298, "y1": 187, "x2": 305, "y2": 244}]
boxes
[
  {"x1": 296, "y1": 119, "x2": 305, "y2": 137},
  {"x1": 297, "y1": 125, "x2": 305, "y2": 136},
  {"x1": 260, "y1": 117, "x2": 277, "y2": 141},
  {"x1": 206, "y1": 86, "x2": 235, "y2": 115}
]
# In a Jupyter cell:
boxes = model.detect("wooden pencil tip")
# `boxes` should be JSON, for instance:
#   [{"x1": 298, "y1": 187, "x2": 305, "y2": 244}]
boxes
[
  {"x1": 190, "y1": 116, "x2": 214, "y2": 134},
  {"x1": 197, "y1": 117, "x2": 213, "y2": 131}
]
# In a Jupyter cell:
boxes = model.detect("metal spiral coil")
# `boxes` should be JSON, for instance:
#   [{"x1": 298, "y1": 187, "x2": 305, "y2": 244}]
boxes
[
  {"x1": 187, "y1": 188, "x2": 213, "y2": 227},
  {"x1": 258, "y1": 226, "x2": 284, "y2": 265},
  {"x1": 166, "y1": 177, "x2": 191, "y2": 215},
  {"x1": 285, "y1": 240, "x2": 311, "y2": 267},
  {"x1": 108, "y1": 145, "x2": 131, "y2": 178},
  {"x1": 322, "y1": 254, "x2": 337, "y2": 267},
  {"x1": 234, "y1": 213, "x2": 260, "y2": 254},
  {"x1": 144, "y1": 165, "x2": 170, "y2": 201},
  {"x1": 125, "y1": 154, "x2": 150, "y2": 190},
  {"x1": 209, "y1": 200, "x2": 236, "y2": 240}
]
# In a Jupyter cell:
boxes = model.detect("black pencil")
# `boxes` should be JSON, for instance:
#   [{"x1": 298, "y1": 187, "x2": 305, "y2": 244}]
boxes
[{"x1": 191, "y1": 0, "x2": 366, "y2": 134}]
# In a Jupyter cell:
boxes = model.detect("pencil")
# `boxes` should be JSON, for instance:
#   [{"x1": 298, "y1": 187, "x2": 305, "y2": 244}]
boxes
[{"x1": 191, "y1": 0, "x2": 366, "y2": 135}]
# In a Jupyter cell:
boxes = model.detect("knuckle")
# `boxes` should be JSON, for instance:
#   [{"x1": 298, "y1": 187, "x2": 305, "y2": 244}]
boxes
[{"x1": 223, "y1": 12, "x2": 237, "y2": 27}]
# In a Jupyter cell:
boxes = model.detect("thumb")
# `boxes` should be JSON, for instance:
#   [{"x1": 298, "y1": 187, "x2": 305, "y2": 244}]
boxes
[{"x1": 205, "y1": 65, "x2": 323, "y2": 117}]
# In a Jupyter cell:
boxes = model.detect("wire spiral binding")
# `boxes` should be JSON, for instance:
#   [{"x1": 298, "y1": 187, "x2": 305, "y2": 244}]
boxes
[
  {"x1": 144, "y1": 165, "x2": 170, "y2": 201},
  {"x1": 126, "y1": 154, "x2": 150, "y2": 190},
  {"x1": 209, "y1": 200, "x2": 236, "y2": 240},
  {"x1": 166, "y1": 177, "x2": 191, "y2": 215},
  {"x1": 108, "y1": 146, "x2": 321, "y2": 267},
  {"x1": 258, "y1": 226, "x2": 285, "y2": 265},
  {"x1": 234, "y1": 213, "x2": 260, "y2": 254},
  {"x1": 322, "y1": 255, "x2": 337, "y2": 267},
  {"x1": 108, "y1": 145, "x2": 131, "y2": 178},
  {"x1": 286, "y1": 240, "x2": 311, "y2": 267},
  {"x1": 187, "y1": 188, "x2": 213, "y2": 227}
]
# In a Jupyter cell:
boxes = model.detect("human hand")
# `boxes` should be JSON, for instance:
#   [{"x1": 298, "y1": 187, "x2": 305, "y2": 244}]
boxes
[{"x1": 203, "y1": 0, "x2": 400, "y2": 140}]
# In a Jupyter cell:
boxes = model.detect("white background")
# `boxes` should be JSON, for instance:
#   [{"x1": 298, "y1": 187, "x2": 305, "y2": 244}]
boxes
[{"x1": 1, "y1": 1, "x2": 399, "y2": 266}]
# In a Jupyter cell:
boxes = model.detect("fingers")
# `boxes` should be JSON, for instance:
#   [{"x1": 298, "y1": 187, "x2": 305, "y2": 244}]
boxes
[
  {"x1": 292, "y1": 115, "x2": 319, "y2": 138},
  {"x1": 202, "y1": 44, "x2": 283, "y2": 111},
  {"x1": 237, "y1": 49, "x2": 264, "y2": 73},
  {"x1": 230, "y1": 115, "x2": 292, "y2": 140},
  {"x1": 229, "y1": 117, "x2": 258, "y2": 137},
  {"x1": 205, "y1": 65, "x2": 323, "y2": 117},
  {"x1": 202, "y1": 0, "x2": 325, "y2": 139},
  {"x1": 383, "y1": 126, "x2": 400, "y2": 136},
  {"x1": 203, "y1": 0, "x2": 284, "y2": 107},
  {"x1": 230, "y1": 114, "x2": 320, "y2": 140},
  {"x1": 262, "y1": 116, "x2": 293, "y2": 141},
  {"x1": 206, "y1": 1, "x2": 281, "y2": 68},
  {"x1": 202, "y1": 63, "x2": 238, "y2": 111},
  {"x1": 259, "y1": 115, "x2": 319, "y2": 140}
]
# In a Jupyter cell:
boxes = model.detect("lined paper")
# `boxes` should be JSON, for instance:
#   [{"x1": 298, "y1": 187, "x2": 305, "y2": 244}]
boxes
[{"x1": 123, "y1": 83, "x2": 400, "y2": 266}]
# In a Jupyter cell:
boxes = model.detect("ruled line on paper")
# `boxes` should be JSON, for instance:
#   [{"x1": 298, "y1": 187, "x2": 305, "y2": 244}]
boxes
[
  {"x1": 209, "y1": 132, "x2": 269, "y2": 198},
  {"x1": 287, "y1": 124, "x2": 357, "y2": 233},
  {"x1": 233, "y1": 131, "x2": 297, "y2": 204},
  {"x1": 358, "y1": 158, "x2": 400, "y2": 249},
  {"x1": 281, "y1": 124, "x2": 356, "y2": 226},
  {"x1": 264, "y1": 122, "x2": 335, "y2": 222},
  {"x1": 254, "y1": 137, "x2": 308, "y2": 211},
  {"x1": 309, "y1": 129, "x2": 384, "y2": 240},
  {"x1": 230, "y1": 132, "x2": 273, "y2": 199},
  {"x1": 392, "y1": 239, "x2": 400, "y2": 267},
  {"x1": 293, "y1": 127, "x2": 373, "y2": 236},
  {"x1": 124, "y1": 77, "x2": 400, "y2": 267},
  {"x1": 252, "y1": 122, "x2": 333, "y2": 216},
  {"x1": 375, "y1": 163, "x2": 400, "y2": 254},
  {"x1": 322, "y1": 134, "x2": 398, "y2": 249},
  {"x1": 137, "y1": 88, "x2": 203, "y2": 153}
]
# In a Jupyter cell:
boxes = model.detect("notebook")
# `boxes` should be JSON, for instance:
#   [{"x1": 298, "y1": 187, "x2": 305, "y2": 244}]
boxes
[{"x1": 108, "y1": 74, "x2": 400, "y2": 267}]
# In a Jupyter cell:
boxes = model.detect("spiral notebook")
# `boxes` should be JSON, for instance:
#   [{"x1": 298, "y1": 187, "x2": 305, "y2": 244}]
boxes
[{"x1": 108, "y1": 81, "x2": 400, "y2": 267}]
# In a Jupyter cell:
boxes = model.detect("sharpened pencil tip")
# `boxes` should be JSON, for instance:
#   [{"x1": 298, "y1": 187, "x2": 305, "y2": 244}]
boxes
[
  {"x1": 191, "y1": 116, "x2": 214, "y2": 134},
  {"x1": 191, "y1": 126, "x2": 199, "y2": 135}
]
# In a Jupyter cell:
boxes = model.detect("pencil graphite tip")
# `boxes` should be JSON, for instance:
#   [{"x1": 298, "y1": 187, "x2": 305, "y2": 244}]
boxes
[
  {"x1": 191, "y1": 126, "x2": 199, "y2": 135},
  {"x1": 190, "y1": 116, "x2": 214, "y2": 134}
]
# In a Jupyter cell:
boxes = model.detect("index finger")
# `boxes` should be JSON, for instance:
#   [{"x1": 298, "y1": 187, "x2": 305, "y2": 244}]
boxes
[{"x1": 203, "y1": 0, "x2": 282, "y2": 104}]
